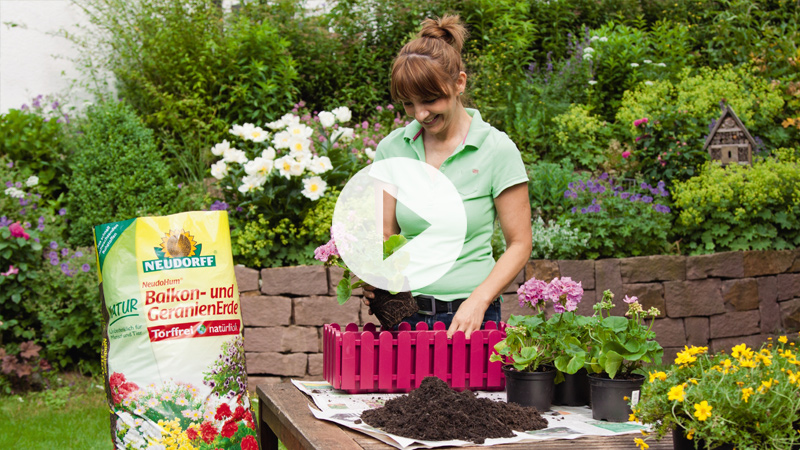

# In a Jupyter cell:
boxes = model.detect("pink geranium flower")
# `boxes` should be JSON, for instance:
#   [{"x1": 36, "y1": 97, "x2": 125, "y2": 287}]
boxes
[
  {"x1": 622, "y1": 150, "x2": 631, "y2": 159},
  {"x1": 517, "y1": 277, "x2": 548, "y2": 308},
  {"x1": 633, "y1": 117, "x2": 649, "y2": 128},
  {"x1": 8, "y1": 222, "x2": 30, "y2": 240},
  {"x1": 623, "y1": 295, "x2": 639, "y2": 304},
  {"x1": 546, "y1": 277, "x2": 584, "y2": 313}
]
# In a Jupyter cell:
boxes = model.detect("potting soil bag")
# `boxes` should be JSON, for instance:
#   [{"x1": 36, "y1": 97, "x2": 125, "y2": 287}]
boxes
[{"x1": 94, "y1": 211, "x2": 257, "y2": 450}]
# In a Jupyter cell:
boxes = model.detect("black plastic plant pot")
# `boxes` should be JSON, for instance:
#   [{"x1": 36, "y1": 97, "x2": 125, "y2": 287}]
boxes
[
  {"x1": 671, "y1": 428, "x2": 734, "y2": 450},
  {"x1": 503, "y1": 364, "x2": 556, "y2": 412},
  {"x1": 552, "y1": 367, "x2": 590, "y2": 406},
  {"x1": 587, "y1": 372, "x2": 644, "y2": 422}
]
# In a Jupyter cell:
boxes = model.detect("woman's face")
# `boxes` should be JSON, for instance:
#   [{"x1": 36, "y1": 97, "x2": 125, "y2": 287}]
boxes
[
  {"x1": 401, "y1": 94, "x2": 460, "y2": 136},
  {"x1": 400, "y1": 72, "x2": 467, "y2": 137}
]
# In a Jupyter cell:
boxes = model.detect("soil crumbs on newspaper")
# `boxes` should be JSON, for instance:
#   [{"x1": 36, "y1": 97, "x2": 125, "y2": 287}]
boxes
[{"x1": 360, "y1": 376, "x2": 547, "y2": 444}]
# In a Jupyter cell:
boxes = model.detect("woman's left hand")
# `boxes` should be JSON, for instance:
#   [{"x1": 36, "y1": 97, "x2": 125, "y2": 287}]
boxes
[{"x1": 447, "y1": 297, "x2": 488, "y2": 339}]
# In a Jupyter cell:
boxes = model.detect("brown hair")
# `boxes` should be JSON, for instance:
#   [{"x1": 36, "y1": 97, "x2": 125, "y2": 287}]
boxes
[{"x1": 390, "y1": 15, "x2": 469, "y2": 102}]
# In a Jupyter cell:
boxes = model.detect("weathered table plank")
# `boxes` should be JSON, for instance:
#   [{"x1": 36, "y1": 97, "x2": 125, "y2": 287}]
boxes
[{"x1": 257, "y1": 383, "x2": 674, "y2": 449}]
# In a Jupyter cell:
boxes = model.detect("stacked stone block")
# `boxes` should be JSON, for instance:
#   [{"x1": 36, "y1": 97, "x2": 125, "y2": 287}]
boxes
[{"x1": 238, "y1": 249, "x2": 800, "y2": 387}]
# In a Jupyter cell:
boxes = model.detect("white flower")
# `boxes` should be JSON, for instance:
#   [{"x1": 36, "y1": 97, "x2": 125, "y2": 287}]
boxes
[
  {"x1": 657, "y1": 62, "x2": 667, "y2": 67},
  {"x1": 645, "y1": 81, "x2": 654, "y2": 86},
  {"x1": 244, "y1": 126, "x2": 269, "y2": 143},
  {"x1": 266, "y1": 119, "x2": 285, "y2": 130},
  {"x1": 280, "y1": 113, "x2": 300, "y2": 126},
  {"x1": 4, "y1": 187, "x2": 25, "y2": 199},
  {"x1": 630, "y1": 63, "x2": 639, "y2": 68},
  {"x1": 333, "y1": 127, "x2": 355, "y2": 142},
  {"x1": 287, "y1": 136, "x2": 311, "y2": 154},
  {"x1": 287, "y1": 123, "x2": 314, "y2": 140},
  {"x1": 308, "y1": 156, "x2": 333, "y2": 174},
  {"x1": 582, "y1": 53, "x2": 593, "y2": 60},
  {"x1": 25, "y1": 176, "x2": 38, "y2": 187},
  {"x1": 301, "y1": 176, "x2": 327, "y2": 200},
  {"x1": 244, "y1": 157, "x2": 274, "y2": 177},
  {"x1": 229, "y1": 124, "x2": 245, "y2": 138},
  {"x1": 332, "y1": 106, "x2": 352, "y2": 123},
  {"x1": 643, "y1": 59, "x2": 652, "y2": 64},
  {"x1": 261, "y1": 147, "x2": 276, "y2": 160},
  {"x1": 590, "y1": 35, "x2": 600, "y2": 41},
  {"x1": 238, "y1": 175, "x2": 265, "y2": 193},
  {"x1": 211, "y1": 140, "x2": 230, "y2": 156},
  {"x1": 275, "y1": 155, "x2": 304, "y2": 179},
  {"x1": 222, "y1": 148, "x2": 248, "y2": 164},
  {"x1": 318, "y1": 111, "x2": 336, "y2": 128},
  {"x1": 588, "y1": 80, "x2": 598, "y2": 85},
  {"x1": 364, "y1": 147, "x2": 377, "y2": 160},
  {"x1": 600, "y1": 36, "x2": 608, "y2": 42},
  {"x1": 583, "y1": 47, "x2": 594, "y2": 53},
  {"x1": 291, "y1": 149, "x2": 313, "y2": 166},
  {"x1": 273, "y1": 130, "x2": 292, "y2": 149}
]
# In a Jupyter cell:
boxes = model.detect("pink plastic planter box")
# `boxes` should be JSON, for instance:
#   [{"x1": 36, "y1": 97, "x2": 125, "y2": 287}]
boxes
[{"x1": 323, "y1": 321, "x2": 507, "y2": 394}]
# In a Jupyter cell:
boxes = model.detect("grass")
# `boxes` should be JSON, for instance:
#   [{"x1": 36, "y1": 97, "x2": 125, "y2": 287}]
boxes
[{"x1": 0, "y1": 373, "x2": 110, "y2": 449}]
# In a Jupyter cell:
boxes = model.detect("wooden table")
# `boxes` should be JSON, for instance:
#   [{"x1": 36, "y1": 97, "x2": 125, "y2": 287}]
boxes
[{"x1": 257, "y1": 383, "x2": 674, "y2": 449}]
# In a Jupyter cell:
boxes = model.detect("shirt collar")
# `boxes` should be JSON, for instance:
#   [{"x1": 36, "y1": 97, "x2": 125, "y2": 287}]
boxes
[{"x1": 403, "y1": 108, "x2": 490, "y2": 155}]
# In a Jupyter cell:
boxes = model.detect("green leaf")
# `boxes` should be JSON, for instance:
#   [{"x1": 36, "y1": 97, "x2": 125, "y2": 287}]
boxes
[
  {"x1": 383, "y1": 234, "x2": 408, "y2": 258},
  {"x1": 600, "y1": 350, "x2": 623, "y2": 379},
  {"x1": 336, "y1": 278, "x2": 351, "y2": 305}
]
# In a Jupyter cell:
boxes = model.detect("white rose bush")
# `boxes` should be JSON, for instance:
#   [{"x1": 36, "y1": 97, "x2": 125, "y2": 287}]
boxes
[{"x1": 208, "y1": 101, "x2": 406, "y2": 268}]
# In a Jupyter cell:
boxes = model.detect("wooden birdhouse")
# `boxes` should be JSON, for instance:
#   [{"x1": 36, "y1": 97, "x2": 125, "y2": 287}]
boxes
[{"x1": 703, "y1": 105, "x2": 756, "y2": 166}]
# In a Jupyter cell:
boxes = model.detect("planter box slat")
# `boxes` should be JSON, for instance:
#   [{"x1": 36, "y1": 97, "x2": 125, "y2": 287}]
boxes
[{"x1": 323, "y1": 322, "x2": 506, "y2": 393}]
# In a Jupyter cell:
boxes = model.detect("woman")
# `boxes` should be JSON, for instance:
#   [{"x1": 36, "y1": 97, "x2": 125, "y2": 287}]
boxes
[{"x1": 364, "y1": 15, "x2": 531, "y2": 340}]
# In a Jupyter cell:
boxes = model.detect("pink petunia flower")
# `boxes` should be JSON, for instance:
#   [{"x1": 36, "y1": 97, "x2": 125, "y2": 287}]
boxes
[
  {"x1": 0, "y1": 265, "x2": 18, "y2": 277},
  {"x1": 622, "y1": 151, "x2": 631, "y2": 159}
]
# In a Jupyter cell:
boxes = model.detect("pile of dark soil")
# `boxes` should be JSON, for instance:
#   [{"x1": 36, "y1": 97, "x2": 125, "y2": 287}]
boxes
[{"x1": 360, "y1": 377, "x2": 548, "y2": 444}]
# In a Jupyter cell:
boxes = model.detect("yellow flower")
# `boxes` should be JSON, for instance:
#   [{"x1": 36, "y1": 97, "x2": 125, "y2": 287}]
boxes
[
  {"x1": 780, "y1": 336, "x2": 788, "y2": 344},
  {"x1": 649, "y1": 371, "x2": 667, "y2": 383},
  {"x1": 759, "y1": 378, "x2": 776, "y2": 393},
  {"x1": 739, "y1": 358, "x2": 757, "y2": 368},
  {"x1": 722, "y1": 358, "x2": 732, "y2": 368},
  {"x1": 732, "y1": 343, "x2": 753, "y2": 359},
  {"x1": 629, "y1": 412, "x2": 638, "y2": 422},
  {"x1": 788, "y1": 370, "x2": 800, "y2": 385},
  {"x1": 694, "y1": 401, "x2": 713, "y2": 421},
  {"x1": 675, "y1": 350, "x2": 697, "y2": 366},
  {"x1": 741, "y1": 387, "x2": 754, "y2": 402},
  {"x1": 634, "y1": 437, "x2": 650, "y2": 449},
  {"x1": 668, "y1": 384, "x2": 686, "y2": 402},
  {"x1": 686, "y1": 428, "x2": 695, "y2": 440}
]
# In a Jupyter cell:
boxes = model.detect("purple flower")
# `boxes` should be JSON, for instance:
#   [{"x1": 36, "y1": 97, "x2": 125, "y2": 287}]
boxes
[
  {"x1": 19, "y1": 198, "x2": 28, "y2": 206},
  {"x1": 20, "y1": 104, "x2": 28, "y2": 111},
  {"x1": 15, "y1": 181, "x2": 22, "y2": 188},
  {"x1": 210, "y1": 200, "x2": 229, "y2": 211},
  {"x1": 58, "y1": 208, "x2": 66, "y2": 216},
  {"x1": 48, "y1": 251, "x2": 58, "y2": 259},
  {"x1": 73, "y1": 250, "x2": 83, "y2": 258},
  {"x1": 61, "y1": 248, "x2": 69, "y2": 257},
  {"x1": 37, "y1": 224, "x2": 45, "y2": 231},
  {"x1": 0, "y1": 216, "x2": 10, "y2": 227},
  {"x1": 653, "y1": 204, "x2": 671, "y2": 213},
  {"x1": 52, "y1": 101, "x2": 59, "y2": 109},
  {"x1": 50, "y1": 257, "x2": 59, "y2": 266},
  {"x1": 81, "y1": 263, "x2": 90, "y2": 272},
  {"x1": 50, "y1": 241, "x2": 58, "y2": 249},
  {"x1": 38, "y1": 216, "x2": 45, "y2": 224},
  {"x1": 620, "y1": 192, "x2": 631, "y2": 200},
  {"x1": 32, "y1": 96, "x2": 42, "y2": 108}
]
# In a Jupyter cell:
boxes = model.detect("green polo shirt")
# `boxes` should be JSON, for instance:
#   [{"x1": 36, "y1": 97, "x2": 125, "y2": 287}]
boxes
[{"x1": 374, "y1": 109, "x2": 528, "y2": 301}]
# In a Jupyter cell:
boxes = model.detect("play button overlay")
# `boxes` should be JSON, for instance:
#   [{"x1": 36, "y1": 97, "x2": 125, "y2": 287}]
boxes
[{"x1": 332, "y1": 158, "x2": 467, "y2": 292}]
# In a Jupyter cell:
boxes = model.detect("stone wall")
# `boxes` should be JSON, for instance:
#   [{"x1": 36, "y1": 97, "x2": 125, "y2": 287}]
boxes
[{"x1": 238, "y1": 249, "x2": 800, "y2": 387}]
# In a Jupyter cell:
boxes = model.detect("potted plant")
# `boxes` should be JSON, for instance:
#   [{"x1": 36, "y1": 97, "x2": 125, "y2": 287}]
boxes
[
  {"x1": 314, "y1": 230, "x2": 418, "y2": 329},
  {"x1": 632, "y1": 336, "x2": 800, "y2": 449},
  {"x1": 586, "y1": 290, "x2": 663, "y2": 422},
  {"x1": 490, "y1": 276, "x2": 587, "y2": 411}
]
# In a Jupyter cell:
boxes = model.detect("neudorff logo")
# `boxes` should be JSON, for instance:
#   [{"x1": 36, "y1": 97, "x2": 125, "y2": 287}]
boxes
[{"x1": 142, "y1": 229, "x2": 216, "y2": 273}]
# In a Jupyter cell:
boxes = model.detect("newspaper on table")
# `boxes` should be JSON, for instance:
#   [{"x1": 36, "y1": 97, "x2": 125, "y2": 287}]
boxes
[{"x1": 291, "y1": 380, "x2": 648, "y2": 449}]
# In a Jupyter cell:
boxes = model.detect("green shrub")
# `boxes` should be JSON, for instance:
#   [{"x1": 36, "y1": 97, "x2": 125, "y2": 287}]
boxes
[
  {"x1": 66, "y1": 100, "x2": 179, "y2": 247},
  {"x1": 552, "y1": 104, "x2": 613, "y2": 168},
  {"x1": 74, "y1": 0, "x2": 298, "y2": 181},
  {"x1": 562, "y1": 174, "x2": 674, "y2": 259},
  {"x1": 526, "y1": 161, "x2": 576, "y2": 223},
  {"x1": 0, "y1": 99, "x2": 70, "y2": 200},
  {"x1": 28, "y1": 248, "x2": 101, "y2": 375},
  {"x1": 617, "y1": 66, "x2": 786, "y2": 146},
  {"x1": 530, "y1": 217, "x2": 591, "y2": 260},
  {"x1": 672, "y1": 149, "x2": 800, "y2": 255}
]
